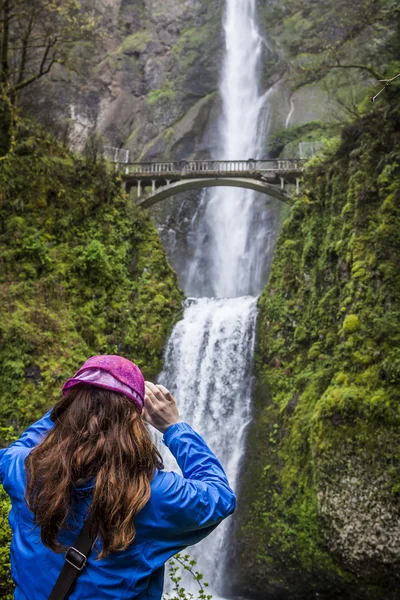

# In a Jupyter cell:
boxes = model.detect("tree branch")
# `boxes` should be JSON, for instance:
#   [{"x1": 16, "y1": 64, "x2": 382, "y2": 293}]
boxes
[
  {"x1": 0, "y1": 86, "x2": 17, "y2": 160},
  {"x1": 317, "y1": 61, "x2": 383, "y2": 81},
  {"x1": 13, "y1": 37, "x2": 58, "y2": 91},
  {"x1": 17, "y1": 14, "x2": 34, "y2": 84},
  {"x1": 13, "y1": 58, "x2": 56, "y2": 90},
  {"x1": 371, "y1": 73, "x2": 400, "y2": 102}
]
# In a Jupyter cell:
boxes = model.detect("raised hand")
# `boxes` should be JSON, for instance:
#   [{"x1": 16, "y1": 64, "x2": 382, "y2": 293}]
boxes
[{"x1": 143, "y1": 382, "x2": 181, "y2": 433}]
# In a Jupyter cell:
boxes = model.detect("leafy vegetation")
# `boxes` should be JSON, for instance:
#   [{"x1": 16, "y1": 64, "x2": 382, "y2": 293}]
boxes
[
  {"x1": 118, "y1": 31, "x2": 151, "y2": 55},
  {"x1": 0, "y1": 118, "x2": 184, "y2": 593},
  {"x1": 266, "y1": 121, "x2": 332, "y2": 157},
  {"x1": 163, "y1": 553, "x2": 212, "y2": 600}
]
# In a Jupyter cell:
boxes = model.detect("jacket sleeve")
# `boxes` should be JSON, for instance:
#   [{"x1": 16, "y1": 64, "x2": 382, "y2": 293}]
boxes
[
  {"x1": 5, "y1": 409, "x2": 53, "y2": 449},
  {"x1": 149, "y1": 422, "x2": 236, "y2": 537},
  {"x1": 0, "y1": 409, "x2": 54, "y2": 486}
]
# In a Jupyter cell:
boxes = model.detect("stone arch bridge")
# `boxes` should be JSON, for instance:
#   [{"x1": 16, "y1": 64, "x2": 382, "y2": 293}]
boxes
[{"x1": 115, "y1": 159, "x2": 305, "y2": 207}]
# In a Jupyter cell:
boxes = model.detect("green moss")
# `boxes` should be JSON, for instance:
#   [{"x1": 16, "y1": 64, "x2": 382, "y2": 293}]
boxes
[
  {"x1": 294, "y1": 325, "x2": 308, "y2": 343},
  {"x1": 171, "y1": 27, "x2": 213, "y2": 69},
  {"x1": 169, "y1": 17, "x2": 221, "y2": 86},
  {"x1": 118, "y1": 31, "x2": 151, "y2": 55},
  {"x1": 147, "y1": 83, "x2": 176, "y2": 106},
  {"x1": 0, "y1": 487, "x2": 12, "y2": 599},
  {"x1": 342, "y1": 314, "x2": 360, "y2": 333}
]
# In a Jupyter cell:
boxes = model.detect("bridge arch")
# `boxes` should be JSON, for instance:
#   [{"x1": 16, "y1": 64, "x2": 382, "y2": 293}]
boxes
[
  {"x1": 119, "y1": 159, "x2": 304, "y2": 207},
  {"x1": 136, "y1": 177, "x2": 292, "y2": 208}
]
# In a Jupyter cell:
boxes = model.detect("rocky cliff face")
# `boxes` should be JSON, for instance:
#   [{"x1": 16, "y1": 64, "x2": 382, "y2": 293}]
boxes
[{"x1": 27, "y1": 0, "x2": 223, "y2": 159}]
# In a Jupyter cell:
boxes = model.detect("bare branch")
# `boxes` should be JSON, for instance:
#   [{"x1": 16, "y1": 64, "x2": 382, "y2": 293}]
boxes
[
  {"x1": 17, "y1": 14, "x2": 34, "y2": 84},
  {"x1": 8, "y1": 39, "x2": 80, "y2": 50},
  {"x1": 2, "y1": 0, "x2": 101, "y2": 99},
  {"x1": 306, "y1": 60, "x2": 383, "y2": 82},
  {"x1": 13, "y1": 57, "x2": 56, "y2": 90},
  {"x1": 13, "y1": 37, "x2": 58, "y2": 91},
  {"x1": 371, "y1": 73, "x2": 400, "y2": 102}
]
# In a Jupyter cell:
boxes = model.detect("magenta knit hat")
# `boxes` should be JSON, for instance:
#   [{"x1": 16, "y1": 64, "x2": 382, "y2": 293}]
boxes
[{"x1": 62, "y1": 355, "x2": 145, "y2": 412}]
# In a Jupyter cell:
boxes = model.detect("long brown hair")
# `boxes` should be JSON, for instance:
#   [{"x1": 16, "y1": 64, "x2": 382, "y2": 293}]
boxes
[{"x1": 24, "y1": 384, "x2": 163, "y2": 559}]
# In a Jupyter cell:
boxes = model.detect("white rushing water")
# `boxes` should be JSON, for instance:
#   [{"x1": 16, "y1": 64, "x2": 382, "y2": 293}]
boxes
[
  {"x1": 159, "y1": 296, "x2": 258, "y2": 589},
  {"x1": 158, "y1": 0, "x2": 277, "y2": 596}
]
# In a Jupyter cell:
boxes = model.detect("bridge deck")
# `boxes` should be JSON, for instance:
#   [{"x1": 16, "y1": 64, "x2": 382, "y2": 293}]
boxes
[
  {"x1": 119, "y1": 158, "x2": 304, "y2": 180},
  {"x1": 115, "y1": 159, "x2": 305, "y2": 205}
]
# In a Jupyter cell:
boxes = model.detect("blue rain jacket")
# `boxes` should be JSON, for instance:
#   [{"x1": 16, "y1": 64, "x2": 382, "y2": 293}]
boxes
[{"x1": 0, "y1": 410, "x2": 236, "y2": 599}]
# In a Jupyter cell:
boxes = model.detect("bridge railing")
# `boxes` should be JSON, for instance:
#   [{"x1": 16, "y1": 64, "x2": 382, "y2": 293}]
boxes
[{"x1": 120, "y1": 159, "x2": 305, "y2": 176}]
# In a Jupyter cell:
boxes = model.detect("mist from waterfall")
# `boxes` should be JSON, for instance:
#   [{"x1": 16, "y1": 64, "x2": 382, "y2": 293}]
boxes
[{"x1": 156, "y1": 1, "x2": 279, "y2": 596}]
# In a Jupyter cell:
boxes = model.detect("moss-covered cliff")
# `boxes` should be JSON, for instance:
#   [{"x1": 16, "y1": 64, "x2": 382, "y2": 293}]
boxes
[
  {"x1": 0, "y1": 120, "x2": 183, "y2": 597},
  {"x1": 230, "y1": 91, "x2": 400, "y2": 599}
]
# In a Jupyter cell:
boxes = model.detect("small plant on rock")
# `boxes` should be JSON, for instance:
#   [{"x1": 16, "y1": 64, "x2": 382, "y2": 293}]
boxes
[{"x1": 163, "y1": 553, "x2": 212, "y2": 600}]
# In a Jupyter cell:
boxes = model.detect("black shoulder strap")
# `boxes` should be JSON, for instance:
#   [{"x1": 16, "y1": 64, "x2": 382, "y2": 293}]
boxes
[{"x1": 49, "y1": 513, "x2": 96, "y2": 600}]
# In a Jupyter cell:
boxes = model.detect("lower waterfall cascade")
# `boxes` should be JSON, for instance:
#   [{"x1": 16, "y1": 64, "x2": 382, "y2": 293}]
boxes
[{"x1": 158, "y1": 296, "x2": 258, "y2": 593}]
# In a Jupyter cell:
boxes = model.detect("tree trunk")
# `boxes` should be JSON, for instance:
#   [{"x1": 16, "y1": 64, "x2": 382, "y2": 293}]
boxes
[
  {"x1": 0, "y1": 0, "x2": 12, "y2": 155},
  {"x1": 0, "y1": 0, "x2": 10, "y2": 85}
]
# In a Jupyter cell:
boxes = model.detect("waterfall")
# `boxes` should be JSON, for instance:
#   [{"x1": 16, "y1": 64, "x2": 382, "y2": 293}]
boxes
[
  {"x1": 157, "y1": 0, "x2": 279, "y2": 596},
  {"x1": 158, "y1": 296, "x2": 258, "y2": 590}
]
